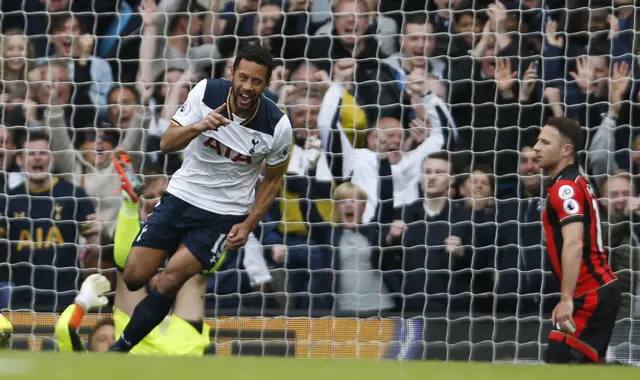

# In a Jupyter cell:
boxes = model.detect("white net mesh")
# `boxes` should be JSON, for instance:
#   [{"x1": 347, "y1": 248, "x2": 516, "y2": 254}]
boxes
[{"x1": 0, "y1": 0, "x2": 639, "y2": 364}]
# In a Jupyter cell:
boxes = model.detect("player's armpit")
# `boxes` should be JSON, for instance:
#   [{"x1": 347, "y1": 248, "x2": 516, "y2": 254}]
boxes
[
  {"x1": 264, "y1": 158, "x2": 289, "y2": 177},
  {"x1": 265, "y1": 157, "x2": 289, "y2": 170}
]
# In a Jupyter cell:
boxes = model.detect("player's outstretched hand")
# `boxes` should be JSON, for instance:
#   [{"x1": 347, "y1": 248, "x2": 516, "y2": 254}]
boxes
[
  {"x1": 226, "y1": 222, "x2": 251, "y2": 251},
  {"x1": 195, "y1": 103, "x2": 231, "y2": 132},
  {"x1": 74, "y1": 273, "x2": 111, "y2": 311}
]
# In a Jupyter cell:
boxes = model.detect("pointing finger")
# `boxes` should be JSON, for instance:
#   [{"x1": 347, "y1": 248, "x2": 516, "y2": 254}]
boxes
[{"x1": 214, "y1": 103, "x2": 227, "y2": 114}]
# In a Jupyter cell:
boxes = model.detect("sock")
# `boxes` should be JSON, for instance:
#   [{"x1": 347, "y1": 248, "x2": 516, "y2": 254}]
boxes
[
  {"x1": 114, "y1": 200, "x2": 141, "y2": 269},
  {"x1": 110, "y1": 289, "x2": 175, "y2": 352},
  {"x1": 186, "y1": 320, "x2": 203, "y2": 334}
]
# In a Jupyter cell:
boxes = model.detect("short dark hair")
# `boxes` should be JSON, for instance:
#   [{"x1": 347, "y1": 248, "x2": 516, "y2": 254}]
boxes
[
  {"x1": 427, "y1": 150, "x2": 451, "y2": 163},
  {"x1": 402, "y1": 12, "x2": 430, "y2": 34},
  {"x1": 107, "y1": 84, "x2": 141, "y2": 105},
  {"x1": 233, "y1": 44, "x2": 275, "y2": 83},
  {"x1": 49, "y1": 13, "x2": 82, "y2": 34},
  {"x1": 24, "y1": 130, "x2": 50, "y2": 145},
  {"x1": 457, "y1": 163, "x2": 495, "y2": 192},
  {"x1": 87, "y1": 318, "x2": 115, "y2": 351},
  {"x1": 545, "y1": 116, "x2": 584, "y2": 155},
  {"x1": 424, "y1": 151, "x2": 453, "y2": 174}
]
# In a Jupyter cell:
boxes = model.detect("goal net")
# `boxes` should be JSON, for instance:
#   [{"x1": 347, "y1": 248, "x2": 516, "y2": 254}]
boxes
[{"x1": 0, "y1": 0, "x2": 639, "y2": 365}]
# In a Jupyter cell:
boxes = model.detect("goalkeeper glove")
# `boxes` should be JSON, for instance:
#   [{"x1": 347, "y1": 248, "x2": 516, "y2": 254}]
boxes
[
  {"x1": 0, "y1": 313, "x2": 13, "y2": 349},
  {"x1": 74, "y1": 274, "x2": 111, "y2": 311}
]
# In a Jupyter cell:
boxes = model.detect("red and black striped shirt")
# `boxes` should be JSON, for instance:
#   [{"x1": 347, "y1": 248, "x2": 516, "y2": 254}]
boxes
[{"x1": 542, "y1": 164, "x2": 617, "y2": 297}]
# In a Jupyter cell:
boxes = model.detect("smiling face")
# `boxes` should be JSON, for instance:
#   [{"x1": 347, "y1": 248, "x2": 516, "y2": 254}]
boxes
[
  {"x1": 601, "y1": 176, "x2": 633, "y2": 219},
  {"x1": 401, "y1": 22, "x2": 434, "y2": 70},
  {"x1": 231, "y1": 59, "x2": 268, "y2": 116},
  {"x1": 2, "y1": 34, "x2": 27, "y2": 73},
  {"x1": 367, "y1": 117, "x2": 402, "y2": 154},
  {"x1": 94, "y1": 132, "x2": 116, "y2": 167},
  {"x1": 519, "y1": 146, "x2": 542, "y2": 194}
]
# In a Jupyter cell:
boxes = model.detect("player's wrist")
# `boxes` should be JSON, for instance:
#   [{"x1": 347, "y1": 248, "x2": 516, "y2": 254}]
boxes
[
  {"x1": 560, "y1": 294, "x2": 572, "y2": 302},
  {"x1": 74, "y1": 290, "x2": 94, "y2": 311}
]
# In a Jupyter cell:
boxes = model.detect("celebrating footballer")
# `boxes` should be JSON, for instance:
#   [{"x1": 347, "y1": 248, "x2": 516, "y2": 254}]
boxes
[
  {"x1": 109, "y1": 44, "x2": 292, "y2": 353},
  {"x1": 533, "y1": 117, "x2": 621, "y2": 364}
]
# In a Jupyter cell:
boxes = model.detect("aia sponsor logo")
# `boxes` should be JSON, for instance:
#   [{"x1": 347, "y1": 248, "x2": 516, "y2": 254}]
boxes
[{"x1": 204, "y1": 137, "x2": 252, "y2": 164}]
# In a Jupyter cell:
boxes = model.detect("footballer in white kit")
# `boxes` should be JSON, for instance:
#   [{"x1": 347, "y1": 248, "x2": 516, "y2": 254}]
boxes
[{"x1": 110, "y1": 45, "x2": 292, "y2": 353}]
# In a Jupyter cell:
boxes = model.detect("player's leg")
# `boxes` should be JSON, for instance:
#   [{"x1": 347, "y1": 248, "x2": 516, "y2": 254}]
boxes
[
  {"x1": 572, "y1": 283, "x2": 622, "y2": 362},
  {"x1": 113, "y1": 196, "x2": 147, "y2": 316},
  {"x1": 112, "y1": 147, "x2": 169, "y2": 292},
  {"x1": 119, "y1": 191, "x2": 187, "y2": 291},
  {"x1": 174, "y1": 274, "x2": 207, "y2": 328},
  {"x1": 545, "y1": 284, "x2": 621, "y2": 364},
  {"x1": 162, "y1": 275, "x2": 210, "y2": 356},
  {"x1": 110, "y1": 244, "x2": 203, "y2": 352}
]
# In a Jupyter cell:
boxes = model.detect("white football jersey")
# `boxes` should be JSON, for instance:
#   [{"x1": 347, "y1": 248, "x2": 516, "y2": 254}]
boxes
[{"x1": 167, "y1": 79, "x2": 292, "y2": 215}]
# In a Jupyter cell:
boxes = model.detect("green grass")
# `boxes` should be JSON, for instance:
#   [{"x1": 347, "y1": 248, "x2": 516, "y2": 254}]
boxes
[{"x1": 0, "y1": 351, "x2": 636, "y2": 380}]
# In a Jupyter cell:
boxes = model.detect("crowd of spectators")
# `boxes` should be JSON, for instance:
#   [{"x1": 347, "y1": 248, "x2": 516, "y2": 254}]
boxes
[{"x1": 0, "y1": 0, "x2": 638, "y2": 322}]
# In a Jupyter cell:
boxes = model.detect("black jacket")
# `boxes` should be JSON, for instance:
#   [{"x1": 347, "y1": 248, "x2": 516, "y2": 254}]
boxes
[{"x1": 382, "y1": 200, "x2": 474, "y2": 314}]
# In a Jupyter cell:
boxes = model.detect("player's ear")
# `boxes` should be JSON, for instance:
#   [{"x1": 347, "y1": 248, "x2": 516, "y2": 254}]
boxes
[{"x1": 15, "y1": 150, "x2": 24, "y2": 168}]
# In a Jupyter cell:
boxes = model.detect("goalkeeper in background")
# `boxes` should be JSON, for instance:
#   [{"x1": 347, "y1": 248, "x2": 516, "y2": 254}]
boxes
[
  {"x1": 0, "y1": 313, "x2": 12, "y2": 349},
  {"x1": 55, "y1": 149, "x2": 211, "y2": 355}
]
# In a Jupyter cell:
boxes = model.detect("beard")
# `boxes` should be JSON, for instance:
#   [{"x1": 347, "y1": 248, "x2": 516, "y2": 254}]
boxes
[{"x1": 232, "y1": 86, "x2": 258, "y2": 114}]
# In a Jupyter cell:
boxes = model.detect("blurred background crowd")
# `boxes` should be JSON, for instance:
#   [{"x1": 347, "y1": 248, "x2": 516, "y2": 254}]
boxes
[{"x1": 0, "y1": 0, "x2": 638, "y2": 324}]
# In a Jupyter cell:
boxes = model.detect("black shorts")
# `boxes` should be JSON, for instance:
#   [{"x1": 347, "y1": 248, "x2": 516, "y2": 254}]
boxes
[
  {"x1": 545, "y1": 281, "x2": 621, "y2": 363},
  {"x1": 132, "y1": 192, "x2": 247, "y2": 272}
]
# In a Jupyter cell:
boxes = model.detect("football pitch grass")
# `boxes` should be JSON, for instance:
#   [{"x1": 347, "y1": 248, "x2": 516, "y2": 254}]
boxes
[{"x1": 0, "y1": 352, "x2": 637, "y2": 380}]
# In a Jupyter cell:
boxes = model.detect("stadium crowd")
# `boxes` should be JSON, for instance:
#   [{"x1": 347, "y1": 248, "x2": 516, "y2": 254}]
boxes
[{"x1": 0, "y1": 0, "x2": 638, "y2": 324}]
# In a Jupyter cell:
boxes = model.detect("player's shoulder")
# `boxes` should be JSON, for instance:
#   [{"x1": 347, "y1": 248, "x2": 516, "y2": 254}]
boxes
[
  {"x1": 8, "y1": 182, "x2": 26, "y2": 196},
  {"x1": 245, "y1": 95, "x2": 288, "y2": 137},
  {"x1": 549, "y1": 179, "x2": 583, "y2": 201},
  {"x1": 201, "y1": 79, "x2": 232, "y2": 110},
  {"x1": 52, "y1": 178, "x2": 77, "y2": 196}
]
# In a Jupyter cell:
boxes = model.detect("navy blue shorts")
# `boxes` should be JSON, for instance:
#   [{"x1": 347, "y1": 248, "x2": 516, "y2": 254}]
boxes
[{"x1": 132, "y1": 192, "x2": 247, "y2": 271}]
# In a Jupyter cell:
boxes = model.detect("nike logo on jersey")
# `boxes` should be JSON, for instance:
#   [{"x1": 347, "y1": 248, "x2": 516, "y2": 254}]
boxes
[{"x1": 204, "y1": 137, "x2": 252, "y2": 164}]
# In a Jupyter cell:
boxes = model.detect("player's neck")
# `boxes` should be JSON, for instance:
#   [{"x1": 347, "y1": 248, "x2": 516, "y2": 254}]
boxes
[
  {"x1": 26, "y1": 177, "x2": 53, "y2": 192},
  {"x1": 230, "y1": 99, "x2": 258, "y2": 120},
  {"x1": 548, "y1": 159, "x2": 575, "y2": 180}
]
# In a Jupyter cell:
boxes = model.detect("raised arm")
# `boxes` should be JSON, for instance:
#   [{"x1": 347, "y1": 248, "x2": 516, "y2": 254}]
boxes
[{"x1": 159, "y1": 80, "x2": 230, "y2": 153}]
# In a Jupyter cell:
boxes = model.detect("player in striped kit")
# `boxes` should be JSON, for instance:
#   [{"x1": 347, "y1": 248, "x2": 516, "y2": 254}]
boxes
[{"x1": 534, "y1": 117, "x2": 621, "y2": 364}]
